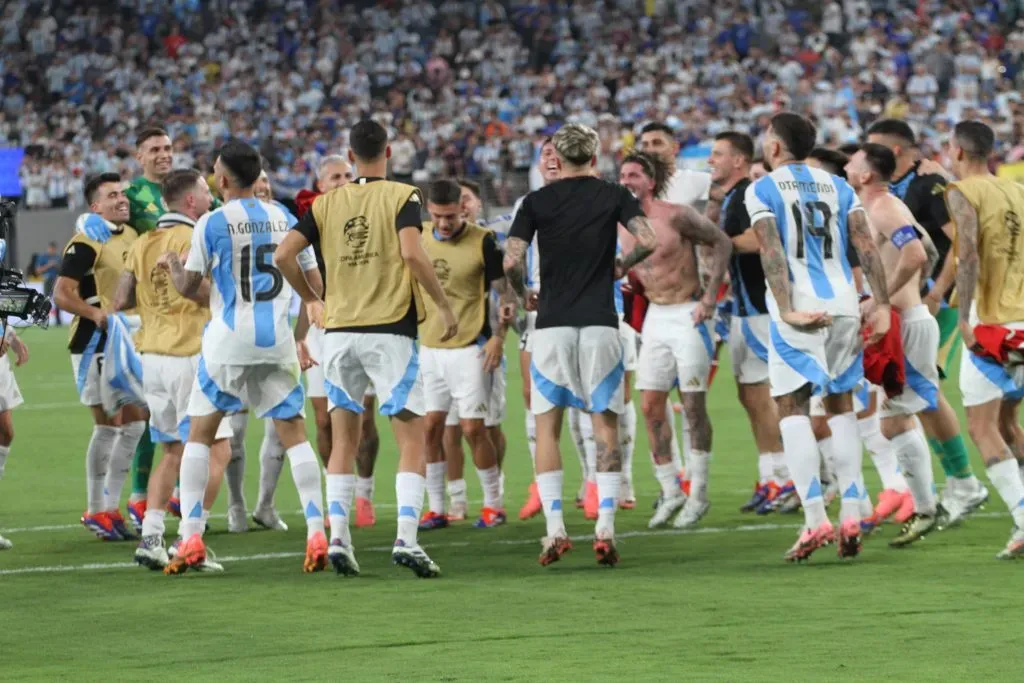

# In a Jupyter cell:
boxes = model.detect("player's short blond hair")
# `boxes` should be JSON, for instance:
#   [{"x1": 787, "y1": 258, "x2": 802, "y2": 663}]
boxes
[{"x1": 552, "y1": 123, "x2": 599, "y2": 167}]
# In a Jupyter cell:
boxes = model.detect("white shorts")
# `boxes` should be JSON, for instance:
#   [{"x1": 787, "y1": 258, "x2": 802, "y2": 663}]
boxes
[
  {"x1": 71, "y1": 351, "x2": 103, "y2": 406},
  {"x1": 322, "y1": 332, "x2": 424, "y2": 416},
  {"x1": 619, "y1": 320, "x2": 638, "y2": 372},
  {"x1": 519, "y1": 311, "x2": 538, "y2": 353},
  {"x1": 530, "y1": 325, "x2": 625, "y2": 415},
  {"x1": 188, "y1": 357, "x2": 305, "y2": 420},
  {"x1": 729, "y1": 314, "x2": 770, "y2": 385},
  {"x1": 422, "y1": 345, "x2": 492, "y2": 420},
  {"x1": 636, "y1": 302, "x2": 714, "y2": 393},
  {"x1": 880, "y1": 305, "x2": 940, "y2": 418},
  {"x1": 0, "y1": 355, "x2": 23, "y2": 412},
  {"x1": 768, "y1": 315, "x2": 863, "y2": 399},
  {"x1": 304, "y1": 326, "x2": 326, "y2": 399},
  {"x1": 811, "y1": 380, "x2": 875, "y2": 417},
  {"x1": 145, "y1": 354, "x2": 232, "y2": 442},
  {"x1": 486, "y1": 362, "x2": 506, "y2": 427}
]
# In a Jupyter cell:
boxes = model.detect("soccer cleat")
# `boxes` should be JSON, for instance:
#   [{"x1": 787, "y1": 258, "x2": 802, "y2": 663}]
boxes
[
  {"x1": 126, "y1": 499, "x2": 147, "y2": 535},
  {"x1": 594, "y1": 534, "x2": 619, "y2": 567},
  {"x1": 134, "y1": 535, "x2": 170, "y2": 570},
  {"x1": 754, "y1": 482, "x2": 781, "y2": 515},
  {"x1": 474, "y1": 507, "x2": 507, "y2": 528},
  {"x1": 0, "y1": 534, "x2": 12, "y2": 550},
  {"x1": 680, "y1": 477, "x2": 692, "y2": 498},
  {"x1": 893, "y1": 491, "x2": 915, "y2": 525},
  {"x1": 741, "y1": 483, "x2": 771, "y2": 512},
  {"x1": 872, "y1": 489, "x2": 907, "y2": 523},
  {"x1": 583, "y1": 481, "x2": 599, "y2": 521},
  {"x1": 328, "y1": 538, "x2": 361, "y2": 576},
  {"x1": 167, "y1": 497, "x2": 182, "y2": 518},
  {"x1": 784, "y1": 521, "x2": 835, "y2": 562},
  {"x1": 164, "y1": 533, "x2": 207, "y2": 575},
  {"x1": 837, "y1": 519, "x2": 862, "y2": 559},
  {"x1": 618, "y1": 480, "x2": 637, "y2": 510},
  {"x1": 81, "y1": 511, "x2": 120, "y2": 541},
  {"x1": 520, "y1": 483, "x2": 544, "y2": 520},
  {"x1": 418, "y1": 511, "x2": 449, "y2": 531},
  {"x1": 447, "y1": 500, "x2": 467, "y2": 522},
  {"x1": 648, "y1": 491, "x2": 686, "y2": 528},
  {"x1": 252, "y1": 506, "x2": 289, "y2": 531},
  {"x1": 227, "y1": 504, "x2": 249, "y2": 533},
  {"x1": 889, "y1": 512, "x2": 938, "y2": 548},
  {"x1": 673, "y1": 499, "x2": 710, "y2": 529},
  {"x1": 538, "y1": 535, "x2": 573, "y2": 566},
  {"x1": 303, "y1": 531, "x2": 328, "y2": 573},
  {"x1": 354, "y1": 497, "x2": 376, "y2": 528},
  {"x1": 959, "y1": 480, "x2": 990, "y2": 513},
  {"x1": 108, "y1": 510, "x2": 135, "y2": 540},
  {"x1": 996, "y1": 527, "x2": 1024, "y2": 560},
  {"x1": 392, "y1": 540, "x2": 441, "y2": 578}
]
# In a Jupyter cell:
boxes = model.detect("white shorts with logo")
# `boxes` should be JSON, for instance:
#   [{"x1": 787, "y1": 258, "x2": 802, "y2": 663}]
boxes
[
  {"x1": 520, "y1": 311, "x2": 538, "y2": 353},
  {"x1": 188, "y1": 357, "x2": 306, "y2": 420},
  {"x1": 322, "y1": 332, "x2": 424, "y2": 416},
  {"x1": 304, "y1": 325, "x2": 327, "y2": 399},
  {"x1": 768, "y1": 315, "x2": 863, "y2": 399},
  {"x1": 530, "y1": 325, "x2": 625, "y2": 415},
  {"x1": 71, "y1": 352, "x2": 103, "y2": 407},
  {"x1": 729, "y1": 314, "x2": 770, "y2": 385},
  {"x1": 880, "y1": 305, "x2": 940, "y2": 418},
  {"x1": 636, "y1": 302, "x2": 714, "y2": 393},
  {"x1": 0, "y1": 355, "x2": 23, "y2": 412},
  {"x1": 619, "y1": 319, "x2": 638, "y2": 372},
  {"x1": 145, "y1": 354, "x2": 232, "y2": 442},
  {"x1": 422, "y1": 345, "x2": 492, "y2": 420}
]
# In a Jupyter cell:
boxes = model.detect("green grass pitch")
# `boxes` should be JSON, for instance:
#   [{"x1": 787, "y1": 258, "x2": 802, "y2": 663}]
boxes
[{"x1": 1, "y1": 329, "x2": 1022, "y2": 682}]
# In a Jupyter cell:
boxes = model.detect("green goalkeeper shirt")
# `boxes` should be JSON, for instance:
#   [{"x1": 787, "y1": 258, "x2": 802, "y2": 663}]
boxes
[{"x1": 126, "y1": 176, "x2": 222, "y2": 234}]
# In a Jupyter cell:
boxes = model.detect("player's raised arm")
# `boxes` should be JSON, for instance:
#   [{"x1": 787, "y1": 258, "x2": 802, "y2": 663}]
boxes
[{"x1": 948, "y1": 187, "x2": 980, "y2": 345}]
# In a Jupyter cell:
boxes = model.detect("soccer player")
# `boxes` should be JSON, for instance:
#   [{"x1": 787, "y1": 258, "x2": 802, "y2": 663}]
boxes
[
  {"x1": 866, "y1": 120, "x2": 989, "y2": 517},
  {"x1": 160, "y1": 141, "x2": 328, "y2": 575},
  {"x1": 639, "y1": 122, "x2": 712, "y2": 209},
  {"x1": 845, "y1": 144, "x2": 954, "y2": 546},
  {"x1": 113, "y1": 168, "x2": 234, "y2": 569},
  {"x1": 504, "y1": 123, "x2": 657, "y2": 566},
  {"x1": 0, "y1": 327, "x2": 28, "y2": 550},
  {"x1": 54, "y1": 173, "x2": 147, "y2": 540},
  {"x1": 708, "y1": 132, "x2": 794, "y2": 514},
  {"x1": 417, "y1": 179, "x2": 509, "y2": 530},
  {"x1": 746, "y1": 112, "x2": 890, "y2": 562},
  {"x1": 945, "y1": 120, "x2": 1024, "y2": 559},
  {"x1": 276, "y1": 120, "x2": 454, "y2": 578},
  {"x1": 619, "y1": 151, "x2": 732, "y2": 530}
]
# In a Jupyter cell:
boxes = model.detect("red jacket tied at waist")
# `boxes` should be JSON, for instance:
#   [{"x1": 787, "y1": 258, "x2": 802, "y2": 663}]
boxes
[
  {"x1": 863, "y1": 309, "x2": 905, "y2": 398},
  {"x1": 972, "y1": 325, "x2": 1024, "y2": 365}
]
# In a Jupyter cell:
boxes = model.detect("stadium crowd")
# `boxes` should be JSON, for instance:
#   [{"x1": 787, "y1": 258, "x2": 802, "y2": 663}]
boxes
[{"x1": 7, "y1": 0, "x2": 1024, "y2": 210}]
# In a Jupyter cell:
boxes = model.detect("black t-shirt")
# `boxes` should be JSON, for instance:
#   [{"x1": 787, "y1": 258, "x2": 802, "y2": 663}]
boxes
[
  {"x1": 58, "y1": 241, "x2": 106, "y2": 352},
  {"x1": 509, "y1": 176, "x2": 643, "y2": 329},
  {"x1": 721, "y1": 178, "x2": 768, "y2": 317},
  {"x1": 891, "y1": 162, "x2": 951, "y2": 278}
]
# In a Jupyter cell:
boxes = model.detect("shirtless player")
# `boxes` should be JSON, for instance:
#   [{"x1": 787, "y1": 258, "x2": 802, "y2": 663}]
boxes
[{"x1": 618, "y1": 152, "x2": 732, "y2": 529}]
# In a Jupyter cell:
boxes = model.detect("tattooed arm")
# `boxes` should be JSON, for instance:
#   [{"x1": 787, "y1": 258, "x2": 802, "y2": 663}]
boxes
[
  {"x1": 948, "y1": 188, "x2": 979, "y2": 347},
  {"x1": 161, "y1": 252, "x2": 209, "y2": 304},
  {"x1": 503, "y1": 236, "x2": 529, "y2": 302},
  {"x1": 617, "y1": 215, "x2": 657, "y2": 274},
  {"x1": 112, "y1": 271, "x2": 137, "y2": 311},
  {"x1": 849, "y1": 209, "x2": 891, "y2": 343},
  {"x1": 673, "y1": 204, "x2": 731, "y2": 316},
  {"x1": 752, "y1": 216, "x2": 793, "y2": 314}
]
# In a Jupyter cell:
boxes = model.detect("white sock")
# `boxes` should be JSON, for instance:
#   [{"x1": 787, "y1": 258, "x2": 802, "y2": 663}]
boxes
[
  {"x1": 890, "y1": 429, "x2": 937, "y2": 515},
  {"x1": 689, "y1": 450, "x2": 711, "y2": 503},
  {"x1": 171, "y1": 485, "x2": 180, "y2": 500},
  {"x1": 286, "y1": 441, "x2": 326, "y2": 539},
  {"x1": 779, "y1": 416, "x2": 827, "y2": 528},
  {"x1": 326, "y1": 473, "x2": 356, "y2": 545},
  {"x1": 225, "y1": 414, "x2": 249, "y2": 509},
  {"x1": 986, "y1": 458, "x2": 1024, "y2": 528},
  {"x1": 178, "y1": 442, "x2": 211, "y2": 538},
  {"x1": 103, "y1": 421, "x2": 144, "y2": 511},
  {"x1": 568, "y1": 407, "x2": 589, "y2": 481},
  {"x1": 770, "y1": 451, "x2": 790, "y2": 484},
  {"x1": 667, "y1": 398, "x2": 684, "y2": 472},
  {"x1": 828, "y1": 412, "x2": 864, "y2": 524},
  {"x1": 356, "y1": 476, "x2": 374, "y2": 501},
  {"x1": 654, "y1": 462, "x2": 678, "y2": 498},
  {"x1": 525, "y1": 411, "x2": 537, "y2": 472},
  {"x1": 476, "y1": 466, "x2": 502, "y2": 510},
  {"x1": 857, "y1": 473, "x2": 873, "y2": 517},
  {"x1": 819, "y1": 437, "x2": 838, "y2": 484},
  {"x1": 425, "y1": 461, "x2": 446, "y2": 515},
  {"x1": 395, "y1": 472, "x2": 425, "y2": 546},
  {"x1": 860, "y1": 415, "x2": 908, "y2": 492},
  {"x1": 758, "y1": 453, "x2": 774, "y2": 485},
  {"x1": 256, "y1": 423, "x2": 285, "y2": 511},
  {"x1": 0, "y1": 444, "x2": 9, "y2": 480},
  {"x1": 141, "y1": 508, "x2": 166, "y2": 538},
  {"x1": 595, "y1": 471, "x2": 620, "y2": 537},
  {"x1": 447, "y1": 478, "x2": 467, "y2": 505},
  {"x1": 580, "y1": 412, "x2": 597, "y2": 483},
  {"x1": 536, "y1": 470, "x2": 565, "y2": 538},
  {"x1": 619, "y1": 404, "x2": 636, "y2": 491}
]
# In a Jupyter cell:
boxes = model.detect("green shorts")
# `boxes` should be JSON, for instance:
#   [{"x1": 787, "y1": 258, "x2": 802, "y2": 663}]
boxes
[{"x1": 935, "y1": 307, "x2": 960, "y2": 380}]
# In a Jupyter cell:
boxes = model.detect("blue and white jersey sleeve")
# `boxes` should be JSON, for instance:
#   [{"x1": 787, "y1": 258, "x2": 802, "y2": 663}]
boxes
[
  {"x1": 184, "y1": 214, "x2": 210, "y2": 275},
  {"x1": 745, "y1": 165, "x2": 859, "y2": 319}
]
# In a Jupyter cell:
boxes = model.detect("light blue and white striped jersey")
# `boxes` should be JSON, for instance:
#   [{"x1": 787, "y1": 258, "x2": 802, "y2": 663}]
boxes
[
  {"x1": 744, "y1": 163, "x2": 862, "y2": 318},
  {"x1": 185, "y1": 198, "x2": 317, "y2": 365}
]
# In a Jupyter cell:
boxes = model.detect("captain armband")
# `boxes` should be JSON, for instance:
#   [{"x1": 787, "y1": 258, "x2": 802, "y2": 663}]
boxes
[{"x1": 890, "y1": 225, "x2": 919, "y2": 250}]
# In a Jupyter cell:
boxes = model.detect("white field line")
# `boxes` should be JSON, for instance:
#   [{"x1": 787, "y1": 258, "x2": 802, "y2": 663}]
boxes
[{"x1": 0, "y1": 512, "x2": 1007, "y2": 576}]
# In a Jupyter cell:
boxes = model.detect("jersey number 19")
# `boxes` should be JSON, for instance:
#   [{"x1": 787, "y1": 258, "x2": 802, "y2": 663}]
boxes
[
  {"x1": 791, "y1": 200, "x2": 834, "y2": 260},
  {"x1": 240, "y1": 244, "x2": 283, "y2": 303}
]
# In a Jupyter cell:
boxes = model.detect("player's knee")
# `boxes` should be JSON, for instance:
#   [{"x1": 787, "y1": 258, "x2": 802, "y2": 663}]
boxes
[
  {"x1": 461, "y1": 420, "x2": 486, "y2": 442},
  {"x1": 314, "y1": 408, "x2": 331, "y2": 434},
  {"x1": 880, "y1": 416, "x2": 911, "y2": 441},
  {"x1": 641, "y1": 393, "x2": 666, "y2": 421}
]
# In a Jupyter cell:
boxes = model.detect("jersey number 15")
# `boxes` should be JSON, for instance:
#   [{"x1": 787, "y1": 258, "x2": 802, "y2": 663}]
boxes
[
  {"x1": 240, "y1": 244, "x2": 283, "y2": 302},
  {"x1": 791, "y1": 200, "x2": 834, "y2": 260}
]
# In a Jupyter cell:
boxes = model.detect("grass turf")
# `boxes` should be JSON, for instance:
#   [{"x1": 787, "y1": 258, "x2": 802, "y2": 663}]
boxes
[{"x1": 0, "y1": 328, "x2": 1021, "y2": 682}]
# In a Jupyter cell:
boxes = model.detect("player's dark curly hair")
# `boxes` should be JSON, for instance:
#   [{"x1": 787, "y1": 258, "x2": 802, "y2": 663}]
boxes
[{"x1": 621, "y1": 151, "x2": 670, "y2": 199}]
